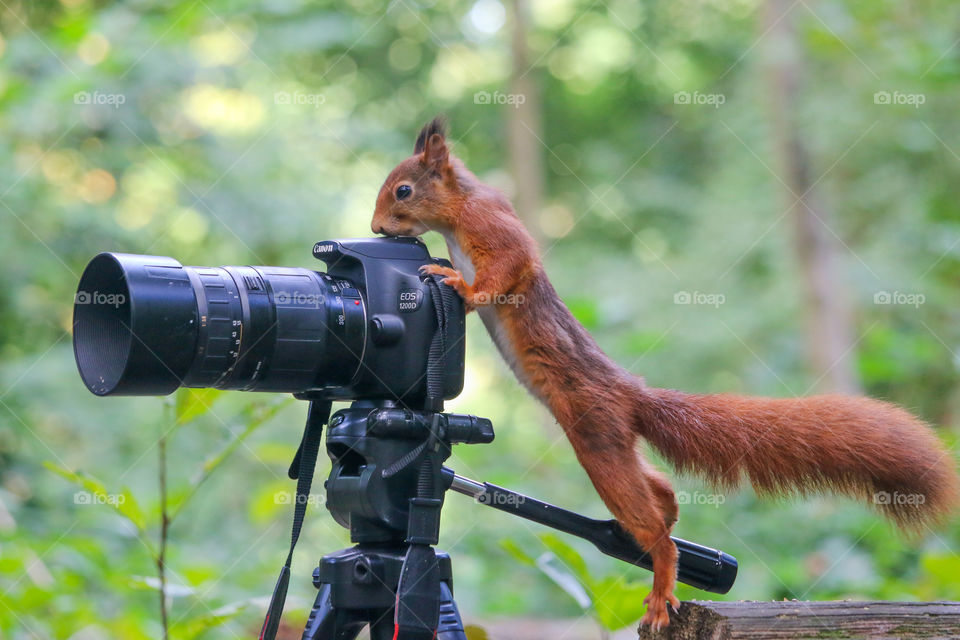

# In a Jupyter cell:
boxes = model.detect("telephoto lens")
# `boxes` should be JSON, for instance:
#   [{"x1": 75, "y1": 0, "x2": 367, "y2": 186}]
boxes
[
  {"x1": 72, "y1": 238, "x2": 466, "y2": 401},
  {"x1": 73, "y1": 253, "x2": 365, "y2": 396}
]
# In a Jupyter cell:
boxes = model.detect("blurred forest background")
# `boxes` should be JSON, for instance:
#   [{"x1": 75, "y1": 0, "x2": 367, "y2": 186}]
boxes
[{"x1": 1, "y1": 0, "x2": 960, "y2": 637}]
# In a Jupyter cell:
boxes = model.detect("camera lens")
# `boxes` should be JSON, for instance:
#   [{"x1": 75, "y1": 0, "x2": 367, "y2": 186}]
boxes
[
  {"x1": 73, "y1": 253, "x2": 366, "y2": 396},
  {"x1": 74, "y1": 253, "x2": 196, "y2": 395}
]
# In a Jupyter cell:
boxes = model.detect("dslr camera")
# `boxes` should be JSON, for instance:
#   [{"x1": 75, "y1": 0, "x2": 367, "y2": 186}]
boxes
[{"x1": 73, "y1": 237, "x2": 464, "y2": 403}]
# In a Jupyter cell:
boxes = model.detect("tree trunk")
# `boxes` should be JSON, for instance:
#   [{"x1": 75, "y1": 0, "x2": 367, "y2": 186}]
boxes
[
  {"x1": 507, "y1": 0, "x2": 546, "y2": 246},
  {"x1": 762, "y1": 0, "x2": 861, "y2": 394}
]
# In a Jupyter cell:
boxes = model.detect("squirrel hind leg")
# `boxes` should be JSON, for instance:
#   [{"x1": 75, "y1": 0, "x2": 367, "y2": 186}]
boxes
[
  {"x1": 648, "y1": 468, "x2": 679, "y2": 529},
  {"x1": 568, "y1": 431, "x2": 680, "y2": 628}
]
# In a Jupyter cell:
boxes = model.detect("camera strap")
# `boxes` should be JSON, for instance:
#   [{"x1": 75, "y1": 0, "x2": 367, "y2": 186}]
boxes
[
  {"x1": 423, "y1": 274, "x2": 459, "y2": 409},
  {"x1": 394, "y1": 414, "x2": 444, "y2": 639},
  {"x1": 258, "y1": 399, "x2": 332, "y2": 640}
]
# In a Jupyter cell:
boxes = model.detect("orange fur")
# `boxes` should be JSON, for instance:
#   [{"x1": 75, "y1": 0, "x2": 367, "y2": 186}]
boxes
[{"x1": 371, "y1": 118, "x2": 960, "y2": 629}]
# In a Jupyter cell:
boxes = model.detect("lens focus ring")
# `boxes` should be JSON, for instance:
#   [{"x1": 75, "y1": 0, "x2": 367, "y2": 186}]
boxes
[{"x1": 181, "y1": 267, "x2": 244, "y2": 388}]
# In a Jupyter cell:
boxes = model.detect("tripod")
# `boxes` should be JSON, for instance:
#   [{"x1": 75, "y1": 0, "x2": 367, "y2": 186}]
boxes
[
  {"x1": 296, "y1": 401, "x2": 489, "y2": 639},
  {"x1": 280, "y1": 400, "x2": 738, "y2": 640}
]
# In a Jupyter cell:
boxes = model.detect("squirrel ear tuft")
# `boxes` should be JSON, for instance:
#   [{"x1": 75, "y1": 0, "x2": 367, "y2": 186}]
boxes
[
  {"x1": 423, "y1": 133, "x2": 449, "y2": 172},
  {"x1": 414, "y1": 116, "x2": 447, "y2": 154}
]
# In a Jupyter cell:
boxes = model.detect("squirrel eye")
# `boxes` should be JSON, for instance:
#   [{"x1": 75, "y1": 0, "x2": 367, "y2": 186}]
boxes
[{"x1": 395, "y1": 184, "x2": 412, "y2": 200}]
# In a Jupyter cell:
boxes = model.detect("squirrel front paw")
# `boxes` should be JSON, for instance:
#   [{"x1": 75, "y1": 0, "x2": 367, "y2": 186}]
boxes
[
  {"x1": 419, "y1": 264, "x2": 473, "y2": 302},
  {"x1": 419, "y1": 264, "x2": 501, "y2": 312},
  {"x1": 419, "y1": 263, "x2": 458, "y2": 279}
]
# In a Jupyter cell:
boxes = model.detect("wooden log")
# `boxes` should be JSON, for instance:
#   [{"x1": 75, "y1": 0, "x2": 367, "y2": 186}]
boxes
[{"x1": 636, "y1": 601, "x2": 960, "y2": 640}]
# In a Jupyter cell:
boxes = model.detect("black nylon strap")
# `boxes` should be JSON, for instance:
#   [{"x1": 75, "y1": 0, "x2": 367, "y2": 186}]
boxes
[
  {"x1": 259, "y1": 399, "x2": 332, "y2": 640},
  {"x1": 423, "y1": 273, "x2": 459, "y2": 410},
  {"x1": 423, "y1": 276, "x2": 447, "y2": 409}
]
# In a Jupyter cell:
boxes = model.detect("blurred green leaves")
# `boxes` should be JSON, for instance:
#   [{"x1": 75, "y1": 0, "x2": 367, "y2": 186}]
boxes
[
  {"x1": 174, "y1": 388, "x2": 225, "y2": 427},
  {"x1": 504, "y1": 533, "x2": 649, "y2": 631},
  {"x1": 45, "y1": 462, "x2": 149, "y2": 533},
  {"x1": 40, "y1": 388, "x2": 282, "y2": 637}
]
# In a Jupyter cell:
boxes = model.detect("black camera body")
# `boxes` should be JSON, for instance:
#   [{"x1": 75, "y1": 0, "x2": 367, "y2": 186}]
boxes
[
  {"x1": 73, "y1": 237, "x2": 465, "y2": 406},
  {"x1": 311, "y1": 238, "x2": 464, "y2": 403}
]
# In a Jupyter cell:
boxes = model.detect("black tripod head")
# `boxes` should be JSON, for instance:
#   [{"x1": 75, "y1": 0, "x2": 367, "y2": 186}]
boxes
[
  {"x1": 322, "y1": 400, "x2": 738, "y2": 589},
  {"x1": 323, "y1": 401, "x2": 493, "y2": 543}
]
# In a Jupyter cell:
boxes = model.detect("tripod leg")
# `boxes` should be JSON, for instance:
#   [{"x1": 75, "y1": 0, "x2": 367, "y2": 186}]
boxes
[
  {"x1": 301, "y1": 583, "x2": 366, "y2": 640},
  {"x1": 436, "y1": 580, "x2": 467, "y2": 640}
]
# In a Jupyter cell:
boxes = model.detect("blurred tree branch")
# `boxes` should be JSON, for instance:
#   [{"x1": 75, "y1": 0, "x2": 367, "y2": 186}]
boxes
[{"x1": 158, "y1": 426, "x2": 171, "y2": 640}]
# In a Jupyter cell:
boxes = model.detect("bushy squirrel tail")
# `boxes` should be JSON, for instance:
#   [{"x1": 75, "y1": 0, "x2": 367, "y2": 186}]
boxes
[{"x1": 632, "y1": 387, "x2": 960, "y2": 528}]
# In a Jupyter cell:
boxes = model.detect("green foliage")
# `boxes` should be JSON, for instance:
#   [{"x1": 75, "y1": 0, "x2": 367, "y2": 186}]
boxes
[
  {"x1": 175, "y1": 389, "x2": 226, "y2": 428},
  {"x1": 45, "y1": 462, "x2": 149, "y2": 534},
  {"x1": 169, "y1": 599, "x2": 258, "y2": 640},
  {"x1": 35, "y1": 388, "x2": 280, "y2": 637},
  {"x1": 504, "y1": 533, "x2": 649, "y2": 631}
]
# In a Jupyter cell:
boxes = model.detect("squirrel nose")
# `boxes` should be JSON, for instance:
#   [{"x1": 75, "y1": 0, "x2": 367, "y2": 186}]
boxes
[{"x1": 372, "y1": 224, "x2": 383, "y2": 235}]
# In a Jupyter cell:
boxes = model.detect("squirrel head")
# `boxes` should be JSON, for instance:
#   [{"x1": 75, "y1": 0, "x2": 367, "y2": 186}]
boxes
[{"x1": 372, "y1": 117, "x2": 461, "y2": 237}]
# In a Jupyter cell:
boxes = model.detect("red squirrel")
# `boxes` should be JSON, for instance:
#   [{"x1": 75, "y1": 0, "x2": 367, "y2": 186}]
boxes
[{"x1": 370, "y1": 118, "x2": 960, "y2": 629}]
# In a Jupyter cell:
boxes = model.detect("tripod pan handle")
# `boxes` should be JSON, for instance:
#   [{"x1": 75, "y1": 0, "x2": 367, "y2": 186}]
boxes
[{"x1": 445, "y1": 470, "x2": 737, "y2": 594}]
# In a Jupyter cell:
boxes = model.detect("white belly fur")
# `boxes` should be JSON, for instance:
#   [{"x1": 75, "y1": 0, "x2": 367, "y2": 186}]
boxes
[{"x1": 441, "y1": 232, "x2": 531, "y2": 389}]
